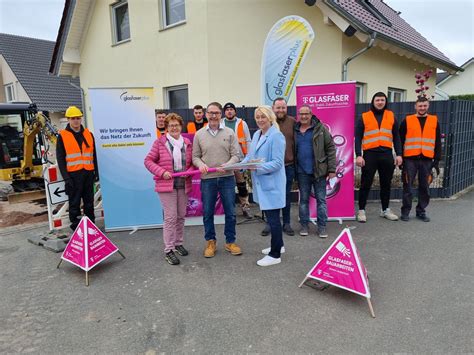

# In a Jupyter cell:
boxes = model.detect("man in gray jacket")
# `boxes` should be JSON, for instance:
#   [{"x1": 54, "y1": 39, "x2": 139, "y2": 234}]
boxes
[
  {"x1": 295, "y1": 105, "x2": 336, "y2": 238},
  {"x1": 192, "y1": 102, "x2": 242, "y2": 258}
]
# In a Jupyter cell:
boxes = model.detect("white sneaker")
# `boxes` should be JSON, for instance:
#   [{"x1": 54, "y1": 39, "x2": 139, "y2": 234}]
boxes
[
  {"x1": 257, "y1": 255, "x2": 281, "y2": 266},
  {"x1": 357, "y1": 209, "x2": 367, "y2": 223},
  {"x1": 261, "y1": 246, "x2": 285, "y2": 255},
  {"x1": 380, "y1": 208, "x2": 399, "y2": 221}
]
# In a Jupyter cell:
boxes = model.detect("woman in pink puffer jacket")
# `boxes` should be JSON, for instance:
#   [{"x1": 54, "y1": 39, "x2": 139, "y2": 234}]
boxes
[{"x1": 144, "y1": 113, "x2": 194, "y2": 265}]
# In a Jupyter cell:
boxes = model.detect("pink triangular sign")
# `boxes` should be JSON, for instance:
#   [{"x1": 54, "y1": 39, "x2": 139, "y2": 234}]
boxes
[
  {"x1": 85, "y1": 217, "x2": 119, "y2": 270},
  {"x1": 305, "y1": 228, "x2": 371, "y2": 298},
  {"x1": 61, "y1": 217, "x2": 119, "y2": 272},
  {"x1": 61, "y1": 218, "x2": 87, "y2": 270}
]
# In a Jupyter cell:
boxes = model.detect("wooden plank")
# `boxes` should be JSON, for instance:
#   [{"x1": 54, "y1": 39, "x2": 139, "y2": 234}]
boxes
[{"x1": 8, "y1": 190, "x2": 46, "y2": 204}]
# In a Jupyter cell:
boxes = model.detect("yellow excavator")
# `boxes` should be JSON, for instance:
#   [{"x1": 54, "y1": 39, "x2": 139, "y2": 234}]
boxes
[{"x1": 0, "y1": 103, "x2": 58, "y2": 196}]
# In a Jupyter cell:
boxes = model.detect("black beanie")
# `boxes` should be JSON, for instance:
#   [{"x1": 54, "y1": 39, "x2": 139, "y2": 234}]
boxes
[{"x1": 223, "y1": 102, "x2": 236, "y2": 111}]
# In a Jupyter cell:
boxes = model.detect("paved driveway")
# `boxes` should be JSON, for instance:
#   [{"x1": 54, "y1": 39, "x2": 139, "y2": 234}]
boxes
[{"x1": 0, "y1": 192, "x2": 472, "y2": 353}]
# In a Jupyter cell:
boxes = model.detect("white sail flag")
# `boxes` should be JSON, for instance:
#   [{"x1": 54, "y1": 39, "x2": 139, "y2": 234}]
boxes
[{"x1": 261, "y1": 16, "x2": 315, "y2": 105}]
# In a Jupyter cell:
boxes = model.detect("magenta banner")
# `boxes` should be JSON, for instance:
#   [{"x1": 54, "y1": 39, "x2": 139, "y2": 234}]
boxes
[
  {"x1": 182, "y1": 134, "x2": 223, "y2": 218},
  {"x1": 296, "y1": 82, "x2": 356, "y2": 220}
]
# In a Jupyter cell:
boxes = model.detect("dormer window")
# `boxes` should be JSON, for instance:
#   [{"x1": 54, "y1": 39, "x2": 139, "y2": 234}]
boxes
[{"x1": 358, "y1": 0, "x2": 392, "y2": 27}]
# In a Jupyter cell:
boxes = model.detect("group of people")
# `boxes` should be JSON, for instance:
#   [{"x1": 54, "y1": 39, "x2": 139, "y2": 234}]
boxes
[
  {"x1": 355, "y1": 92, "x2": 441, "y2": 223},
  {"x1": 143, "y1": 93, "x2": 441, "y2": 267},
  {"x1": 56, "y1": 92, "x2": 440, "y2": 268}
]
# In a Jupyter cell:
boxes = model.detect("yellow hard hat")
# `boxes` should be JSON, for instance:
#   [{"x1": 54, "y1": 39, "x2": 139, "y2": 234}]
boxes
[{"x1": 65, "y1": 106, "x2": 83, "y2": 118}]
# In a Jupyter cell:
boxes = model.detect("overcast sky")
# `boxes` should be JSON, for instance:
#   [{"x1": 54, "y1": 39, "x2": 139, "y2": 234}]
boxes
[
  {"x1": 0, "y1": 0, "x2": 472, "y2": 67},
  {"x1": 385, "y1": 0, "x2": 473, "y2": 66}
]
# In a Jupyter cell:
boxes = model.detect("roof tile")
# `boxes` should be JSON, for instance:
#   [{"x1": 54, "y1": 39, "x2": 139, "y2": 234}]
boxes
[{"x1": 331, "y1": 0, "x2": 457, "y2": 68}]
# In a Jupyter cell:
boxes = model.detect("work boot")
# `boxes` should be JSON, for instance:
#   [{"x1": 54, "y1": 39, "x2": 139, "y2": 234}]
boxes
[
  {"x1": 283, "y1": 224, "x2": 295, "y2": 236},
  {"x1": 165, "y1": 251, "x2": 180, "y2": 265},
  {"x1": 380, "y1": 208, "x2": 399, "y2": 221},
  {"x1": 401, "y1": 214, "x2": 409, "y2": 222},
  {"x1": 204, "y1": 240, "x2": 217, "y2": 258},
  {"x1": 261, "y1": 224, "x2": 271, "y2": 236},
  {"x1": 357, "y1": 210, "x2": 367, "y2": 223},
  {"x1": 225, "y1": 243, "x2": 242, "y2": 255},
  {"x1": 416, "y1": 213, "x2": 430, "y2": 222}
]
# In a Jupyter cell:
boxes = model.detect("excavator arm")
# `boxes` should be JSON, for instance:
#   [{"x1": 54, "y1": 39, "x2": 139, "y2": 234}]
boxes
[{"x1": 20, "y1": 107, "x2": 58, "y2": 178}]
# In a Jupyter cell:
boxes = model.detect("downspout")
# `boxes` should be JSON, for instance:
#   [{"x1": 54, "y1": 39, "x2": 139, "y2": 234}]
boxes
[
  {"x1": 68, "y1": 80, "x2": 87, "y2": 127},
  {"x1": 342, "y1": 32, "x2": 376, "y2": 81}
]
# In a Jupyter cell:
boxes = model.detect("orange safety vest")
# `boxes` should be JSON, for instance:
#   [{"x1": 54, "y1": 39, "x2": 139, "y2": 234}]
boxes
[
  {"x1": 60, "y1": 128, "x2": 94, "y2": 172},
  {"x1": 403, "y1": 114, "x2": 437, "y2": 158},
  {"x1": 156, "y1": 128, "x2": 167, "y2": 138},
  {"x1": 187, "y1": 121, "x2": 208, "y2": 134},
  {"x1": 236, "y1": 120, "x2": 248, "y2": 155},
  {"x1": 361, "y1": 110, "x2": 394, "y2": 150}
]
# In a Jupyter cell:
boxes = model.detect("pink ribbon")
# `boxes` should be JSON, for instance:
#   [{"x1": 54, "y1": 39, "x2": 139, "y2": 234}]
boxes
[{"x1": 171, "y1": 168, "x2": 217, "y2": 177}]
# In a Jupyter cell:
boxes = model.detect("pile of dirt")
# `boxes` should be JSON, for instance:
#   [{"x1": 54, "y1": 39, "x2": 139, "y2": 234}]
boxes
[{"x1": 0, "y1": 201, "x2": 48, "y2": 228}]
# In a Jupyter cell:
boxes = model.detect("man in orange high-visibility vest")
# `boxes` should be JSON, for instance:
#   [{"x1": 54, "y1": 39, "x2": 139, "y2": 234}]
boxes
[
  {"x1": 399, "y1": 96, "x2": 441, "y2": 222},
  {"x1": 155, "y1": 109, "x2": 167, "y2": 137},
  {"x1": 56, "y1": 106, "x2": 99, "y2": 231},
  {"x1": 355, "y1": 92, "x2": 403, "y2": 223},
  {"x1": 222, "y1": 102, "x2": 252, "y2": 218},
  {"x1": 186, "y1": 105, "x2": 208, "y2": 134}
]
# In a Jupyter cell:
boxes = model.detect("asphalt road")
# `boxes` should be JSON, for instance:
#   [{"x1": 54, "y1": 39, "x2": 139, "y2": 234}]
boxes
[{"x1": 0, "y1": 191, "x2": 472, "y2": 353}]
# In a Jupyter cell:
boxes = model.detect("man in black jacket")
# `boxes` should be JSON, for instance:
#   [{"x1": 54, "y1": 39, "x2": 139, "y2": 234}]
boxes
[
  {"x1": 399, "y1": 97, "x2": 441, "y2": 222},
  {"x1": 56, "y1": 106, "x2": 99, "y2": 231},
  {"x1": 355, "y1": 92, "x2": 402, "y2": 223}
]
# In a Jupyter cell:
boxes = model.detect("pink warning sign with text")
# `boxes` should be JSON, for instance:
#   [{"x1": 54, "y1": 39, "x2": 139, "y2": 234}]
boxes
[
  {"x1": 61, "y1": 217, "x2": 119, "y2": 271},
  {"x1": 85, "y1": 218, "x2": 118, "y2": 269},
  {"x1": 61, "y1": 221, "x2": 87, "y2": 270},
  {"x1": 306, "y1": 228, "x2": 370, "y2": 298}
]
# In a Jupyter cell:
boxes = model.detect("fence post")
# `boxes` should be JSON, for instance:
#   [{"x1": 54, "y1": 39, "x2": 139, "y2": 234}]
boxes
[{"x1": 442, "y1": 99, "x2": 453, "y2": 197}]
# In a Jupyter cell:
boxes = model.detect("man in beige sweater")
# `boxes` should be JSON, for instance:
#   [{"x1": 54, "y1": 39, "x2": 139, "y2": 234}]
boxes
[{"x1": 192, "y1": 102, "x2": 242, "y2": 258}]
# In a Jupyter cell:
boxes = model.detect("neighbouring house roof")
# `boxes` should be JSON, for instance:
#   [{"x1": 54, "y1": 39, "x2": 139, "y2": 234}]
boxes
[
  {"x1": 0, "y1": 32, "x2": 81, "y2": 112},
  {"x1": 437, "y1": 57, "x2": 473, "y2": 86},
  {"x1": 436, "y1": 72, "x2": 450, "y2": 84},
  {"x1": 322, "y1": 0, "x2": 462, "y2": 72}
]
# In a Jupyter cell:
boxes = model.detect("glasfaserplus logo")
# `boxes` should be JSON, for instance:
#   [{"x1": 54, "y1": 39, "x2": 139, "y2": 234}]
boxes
[
  {"x1": 120, "y1": 92, "x2": 150, "y2": 102},
  {"x1": 272, "y1": 40, "x2": 301, "y2": 96},
  {"x1": 265, "y1": 40, "x2": 302, "y2": 101}
]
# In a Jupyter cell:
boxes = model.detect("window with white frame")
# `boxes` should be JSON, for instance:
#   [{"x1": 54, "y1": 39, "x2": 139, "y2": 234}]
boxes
[
  {"x1": 165, "y1": 85, "x2": 189, "y2": 109},
  {"x1": 355, "y1": 82, "x2": 366, "y2": 103},
  {"x1": 111, "y1": 1, "x2": 130, "y2": 44},
  {"x1": 4, "y1": 83, "x2": 16, "y2": 102},
  {"x1": 161, "y1": 0, "x2": 186, "y2": 28},
  {"x1": 387, "y1": 87, "x2": 406, "y2": 103}
]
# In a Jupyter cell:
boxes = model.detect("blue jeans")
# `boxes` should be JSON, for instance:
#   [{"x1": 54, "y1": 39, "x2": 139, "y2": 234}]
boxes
[
  {"x1": 201, "y1": 176, "x2": 236, "y2": 243},
  {"x1": 298, "y1": 173, "x2": 327, "y2": 230},
  {"x1": 264, "y1": 209, "x2": 284, "y2": 258}
]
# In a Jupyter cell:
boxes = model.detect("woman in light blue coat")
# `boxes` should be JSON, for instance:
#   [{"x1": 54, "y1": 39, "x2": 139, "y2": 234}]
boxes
[{"x1": 242, "y1": 106, "x2": 286, "y2": 266}]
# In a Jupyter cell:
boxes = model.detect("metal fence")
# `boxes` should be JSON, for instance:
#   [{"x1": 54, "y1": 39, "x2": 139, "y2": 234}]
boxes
[
  {"x1": 444, "y1": 100, "x2": 474, "y2": 197},
  {"x1": 171, "y1": 99, "x2": 473, "y2": 199}
]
